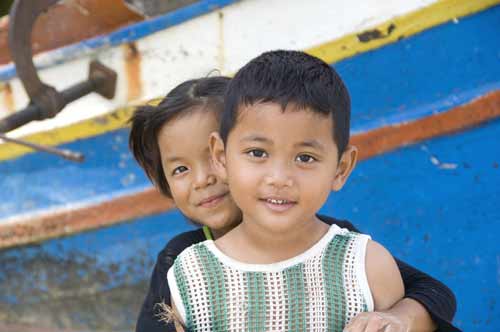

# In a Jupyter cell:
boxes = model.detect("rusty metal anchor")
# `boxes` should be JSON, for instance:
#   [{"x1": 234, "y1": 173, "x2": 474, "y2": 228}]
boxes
[{"x1": 0, "y1": 0, "x2": 117, "y2": 161}]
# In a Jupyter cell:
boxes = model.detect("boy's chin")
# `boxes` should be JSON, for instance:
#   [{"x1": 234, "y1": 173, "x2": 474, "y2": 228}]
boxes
[
  {"x1": 247, "y1": 212, "x2": 318, "y2": 234},
  {"x1": 203, "y1": 214, "x2": 240, "y2": 232}
]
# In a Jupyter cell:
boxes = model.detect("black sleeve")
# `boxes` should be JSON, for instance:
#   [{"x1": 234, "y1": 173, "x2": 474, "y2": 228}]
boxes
[
  {"x1": 396, "y1": 259, "x2": 459, "y2": 332},
  {"x1": 135, "y1": 229, "x2": 206, "y2": 332},
  {"x1": 317, "y1": 214, "x2": 460, "y2": 332}
]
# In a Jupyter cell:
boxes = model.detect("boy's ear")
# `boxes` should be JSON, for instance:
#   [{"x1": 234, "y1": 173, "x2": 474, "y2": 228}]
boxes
[
  {"x1": 208, "y1": 132, "x2": 228, "y2": 181},
  {"x1": 332, "y1": 145, "x2": 358, "y2": 191}
]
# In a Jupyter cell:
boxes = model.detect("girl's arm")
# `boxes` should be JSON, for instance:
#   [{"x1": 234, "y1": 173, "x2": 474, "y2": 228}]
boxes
[
  {"x1": 136, "y1": 248, "x2": 176, "y2": 332},
  {"x1": 345, "y1": 240, "x2": 455, "y2": 332},
  {"x1": 395, "y1": 259, "x2": 458, "y2": 331},
  {"x1": 317, "y1": 214, "x2": 459, "y2": 331},
  {"x1": 136, "y1": 230, "x2": 205, "y2": 332}
]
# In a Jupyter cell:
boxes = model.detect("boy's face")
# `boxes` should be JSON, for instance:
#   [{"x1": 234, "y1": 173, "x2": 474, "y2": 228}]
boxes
[
  {"x1": 211, "y1": 102, "x2": 357, "y2": 233},
  {"x1": 158, "y1": 108, "x2": 241, "y2": 234}
]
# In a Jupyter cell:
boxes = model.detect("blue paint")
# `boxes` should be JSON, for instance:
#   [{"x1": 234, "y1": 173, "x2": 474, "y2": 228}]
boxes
[
  {"x1": 320, "y1": 119, "x2": 500, "y2": 331},
  {"x1": 335, "y1": 5, "x2": 500, "y2": 134},
  {"x1": 0, "y1": 208, "x2": 195, "y2": 303},
  {"x1": 0, "y1": 0, "x2": 239, "y2": 81},
  {"x1": 0, "y1": 129, "x2": 149, "y2": 219},
  {"x1": 1, "y1": 120, "x2": 498, "y2": 330}
]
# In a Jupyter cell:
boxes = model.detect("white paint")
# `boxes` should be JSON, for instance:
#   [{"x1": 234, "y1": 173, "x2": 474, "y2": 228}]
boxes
[
  {"x1": 138, "y1": 11, "x2": 222, "y2": 102},
  {"x1": 0, "y1": 0, "x2": 438, "y2": 138},
  {"x1": 221, "y1": 0, "x2": 436, "y2": 73}
]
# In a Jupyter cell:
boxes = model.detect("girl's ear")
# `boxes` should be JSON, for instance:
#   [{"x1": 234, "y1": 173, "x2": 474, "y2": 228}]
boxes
[
  {"x1": 208, "y1": 132, "x2": 228, "y2": 181},
  {"x1": 332, "y1": 145, "x2": 358, "y2": 191}
]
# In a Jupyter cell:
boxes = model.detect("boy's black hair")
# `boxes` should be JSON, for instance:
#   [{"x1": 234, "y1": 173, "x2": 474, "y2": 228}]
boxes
[
  {"x1": 129, "y1": 76, "x2": 230, "y2": 197},
  {"x1": 220, "y1": 50, "x2": 351, "y2": 155}
]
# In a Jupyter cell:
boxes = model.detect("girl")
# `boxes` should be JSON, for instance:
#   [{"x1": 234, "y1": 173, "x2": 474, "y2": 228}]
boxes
[{"x1": 129, "y1": 76, "x2": 458, "y2": 332}]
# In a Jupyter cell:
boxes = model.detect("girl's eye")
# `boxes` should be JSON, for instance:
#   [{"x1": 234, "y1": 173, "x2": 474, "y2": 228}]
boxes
[
  {"x1": 247, "y1": 149, "x2": 268, "y2": 158},
  {"x1": 172, "y1": 166, "x2": 188, "y2": 175},
  {"x1": 296, "y1": 154, "x2": 316, "y2": 163}
]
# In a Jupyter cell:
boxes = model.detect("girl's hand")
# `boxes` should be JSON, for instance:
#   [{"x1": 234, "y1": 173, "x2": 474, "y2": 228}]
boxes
[{"x1": 344, "y1": 311, "x2": 408, "y2": 332}]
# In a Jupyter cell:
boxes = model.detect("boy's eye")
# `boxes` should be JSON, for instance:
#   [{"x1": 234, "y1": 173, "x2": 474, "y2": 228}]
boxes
[
  {"x1": 296, "y1": 154, "x2": 316, "y2": 163},
  {"x1": 247, "y1": 149, "x2": 268, "y2": 158},
  {"x1": 172, "y1": 166, "x2": 188, "y2": 175}
]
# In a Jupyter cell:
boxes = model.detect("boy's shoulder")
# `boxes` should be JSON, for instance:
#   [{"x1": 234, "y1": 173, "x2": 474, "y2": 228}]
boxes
[
  {"x1": 316, "y1": 214, "x2": 360, "y2": 233},
  {"x1": 327, "y1": 223, "x2": 369, "y2": 245}
]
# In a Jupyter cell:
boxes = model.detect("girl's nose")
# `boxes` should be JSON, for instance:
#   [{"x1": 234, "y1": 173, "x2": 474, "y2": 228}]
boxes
[{"x1": 193, "y1": 168, "x2": 217, "y2": 189}]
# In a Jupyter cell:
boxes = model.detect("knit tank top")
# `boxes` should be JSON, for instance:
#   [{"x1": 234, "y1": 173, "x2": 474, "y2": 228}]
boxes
[{"x1": 167, "y1": 225, "x2": 373, "y2": 331}]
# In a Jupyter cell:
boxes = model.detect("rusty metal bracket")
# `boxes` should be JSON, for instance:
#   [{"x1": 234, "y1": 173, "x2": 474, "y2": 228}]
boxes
[
  {"x1": 0, "y1": 132, "x2": 84, "y2": 162},
  {"x1": 0, "y1": 60, "x2": 117, "y2": 133},
  {"x1": 0, "y1": 0, "x2": 118, "y2": 161},
  {"x1": 8, "y1": 0, "x2": 61, "y2": 112}
]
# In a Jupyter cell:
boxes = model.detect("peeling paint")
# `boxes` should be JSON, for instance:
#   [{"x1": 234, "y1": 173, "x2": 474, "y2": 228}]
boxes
[
  {"x1": 0, "y1": 245, "x2": 151, "y2": 331},
  {"x1": 438, "y1": 162, "x2": 458, "y2": 170},
  {"x1": 217, "y1": 10, "x2": 225, "y2": 73},
  {"x1": 357, "y1": 23, "x2": 396, "y2": 42},
  {"x1": 428, "y1": 153, "x2": 458, "y2": 170},
  {"x1": 124, "y1": 42, "x2": 142, "y2": 102},
  {"x1": 357, "y1": 28, "x2": 384, "y2": 42},
  {"x1": 120, "y1": 173, "x2": 136, "y2": 186}
]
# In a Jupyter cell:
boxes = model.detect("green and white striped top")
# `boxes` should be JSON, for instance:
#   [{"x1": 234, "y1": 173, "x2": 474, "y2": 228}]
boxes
[{"x1": 167, "y1": 225, "x2": 373, "y2": 331}]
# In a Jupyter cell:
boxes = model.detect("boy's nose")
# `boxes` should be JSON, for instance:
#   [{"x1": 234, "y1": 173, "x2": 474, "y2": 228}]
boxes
[
  {"x1": 264, "y1": 162, "x2": 294, "y2": 188},
  {"x1": 266, "y1": 175, "x2": 293, "y2": 188}
]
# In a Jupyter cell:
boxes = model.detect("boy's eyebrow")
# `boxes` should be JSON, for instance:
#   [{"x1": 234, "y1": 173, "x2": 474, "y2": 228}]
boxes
[
  {"x1": 294, "y1": 140, "x2": 326, "y2": 152},
  {"x1": 240, "y1": 135, "x2": 273, "y2": 144},
  {"x1": 240, "y1": 136, "x2": 326, "y2": 151}
]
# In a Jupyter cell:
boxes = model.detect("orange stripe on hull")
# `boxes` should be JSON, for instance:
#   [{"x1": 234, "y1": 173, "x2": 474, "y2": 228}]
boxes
[
  {"x1": 1, "y1": 90, "x2": 499, "y2": 249},
  {"x1": 353, "y1": 90, "x2": 500, "y2": 161},
  {"x1": 0, "y1": 187, "x2": 173, "y2": 249}
]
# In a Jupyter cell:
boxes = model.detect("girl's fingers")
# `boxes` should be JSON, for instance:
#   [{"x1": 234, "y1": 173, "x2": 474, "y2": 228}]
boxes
[
  {"x1": 344, "y1": 312, "x2": 406, "y2": 332},
  {"x1": 364, "y1": 314, "x2": 390, "y2": 332}
]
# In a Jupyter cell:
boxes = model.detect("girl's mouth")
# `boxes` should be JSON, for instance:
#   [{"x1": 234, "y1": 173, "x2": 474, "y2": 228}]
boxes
[{"x1": 198, "y1": 193, "x2": 228, "y2": 208}]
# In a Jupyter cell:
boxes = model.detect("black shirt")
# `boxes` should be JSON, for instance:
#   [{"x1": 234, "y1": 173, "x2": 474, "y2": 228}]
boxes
[{"x1": 136, "y1": 215, "x2": 460, "y2": 332}]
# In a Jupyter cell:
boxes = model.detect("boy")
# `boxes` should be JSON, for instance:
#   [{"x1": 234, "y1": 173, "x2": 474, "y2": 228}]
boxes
[{"x1": 167, "y1": 50, "x2": 406, "y2": 330}]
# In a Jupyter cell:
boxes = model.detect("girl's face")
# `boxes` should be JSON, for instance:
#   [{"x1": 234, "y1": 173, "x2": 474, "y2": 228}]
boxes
[{"x1": 158, "y1": 108, "x2": 241, "y2": 236}]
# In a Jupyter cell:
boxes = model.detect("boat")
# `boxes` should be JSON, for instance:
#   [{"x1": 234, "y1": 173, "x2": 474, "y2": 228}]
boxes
[{"x1": 0, "y1": 0, "x2": 499, "y2": 330}]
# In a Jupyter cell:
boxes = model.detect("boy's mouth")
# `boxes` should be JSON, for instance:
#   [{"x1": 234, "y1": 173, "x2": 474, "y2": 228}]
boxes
[
  {"x1": 260, "y1": 197, "x2": 297, "y2": 212},
  {"x1": 198, "y1": 192, "x2": 228, "y2": 208}
]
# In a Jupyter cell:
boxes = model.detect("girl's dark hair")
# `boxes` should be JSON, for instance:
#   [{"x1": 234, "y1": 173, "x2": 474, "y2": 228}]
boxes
[{"x1": 129, "y1": 76, "x2": 230, "y2": 197}]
